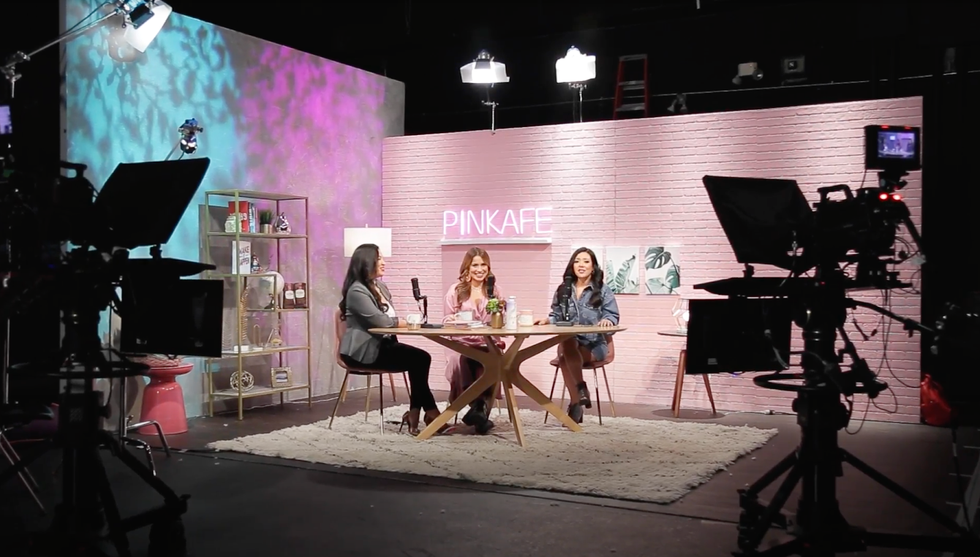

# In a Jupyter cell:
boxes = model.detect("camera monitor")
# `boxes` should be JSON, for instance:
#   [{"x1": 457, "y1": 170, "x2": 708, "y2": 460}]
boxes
[
  {"x1": 685, "y1": 298, "x2": 793, "y2": 375},
  {"x1": 120, "y1": 275, "x2": 224, "y2": 358},
  {"x1": 702, "y1": 175, "x2": 814, "y2": 272},
  {"x1": 864, "y1": 125, "x2": 921, "y2": 172}
]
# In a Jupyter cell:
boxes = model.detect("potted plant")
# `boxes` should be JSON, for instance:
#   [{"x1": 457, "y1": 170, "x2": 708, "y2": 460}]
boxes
[
  {"x1": 486, "y1": 298, "x2": 504, "y2": 329},
  {"x1": 259, "y1": 209, "x2": 275, "y2": 234}
]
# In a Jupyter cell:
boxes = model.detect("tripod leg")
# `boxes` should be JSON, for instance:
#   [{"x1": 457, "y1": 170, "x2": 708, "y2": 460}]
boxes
[
  {"x1": 101, "y1": 432, "x2": 184, "y2": 505},
  {"x1": 841, "y1": 448, "x2": 975, "y2": 537},
  {"x1": 739, "y1": 459, "x2": 805, "y2": 552},
  {"x1": 89, "y1": 446, "x2": 132, "y2": 557},
  {"x1": 0, "y1": 439, "x2": 54, "y2": 487},
  {"x1": 1, "y1": 432, "x2": 40, "y2": 488},
  {"x1": 0, "y1": 434, "x2": 45, "y2": 513},
  {"x1": 744, "y1": 451, "x2": 797, "y2": 497}
]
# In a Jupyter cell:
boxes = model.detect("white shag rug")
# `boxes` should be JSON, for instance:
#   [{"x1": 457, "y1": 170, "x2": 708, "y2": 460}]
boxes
[{"x1": 208, "y1": 404, "x2": 777, "y2": 504}]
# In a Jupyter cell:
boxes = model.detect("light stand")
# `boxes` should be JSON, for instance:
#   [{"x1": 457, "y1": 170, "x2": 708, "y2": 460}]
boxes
[
  {"x1": 482, "y1": 88, "x2": 499, "y2": 133},
  {"x1": 569, "y1": 82, "x2": 587, "y2": 123}
]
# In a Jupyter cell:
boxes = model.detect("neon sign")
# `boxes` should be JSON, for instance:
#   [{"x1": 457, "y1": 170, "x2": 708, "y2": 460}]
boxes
[{"x1": 441, "y1": 207, "x2": 552, "y2": 245}]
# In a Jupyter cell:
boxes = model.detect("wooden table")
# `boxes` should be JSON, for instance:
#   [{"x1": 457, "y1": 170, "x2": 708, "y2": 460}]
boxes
[
  {"x1": 657, "y1": 330, "x2": 716, "y2": 417},
  {"x1": 368, "y1": 324, "x2": 627, "y2": 447}
]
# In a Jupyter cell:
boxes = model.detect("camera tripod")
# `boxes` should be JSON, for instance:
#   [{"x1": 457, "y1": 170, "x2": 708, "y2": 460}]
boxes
[
  {"x1": 0, "y1": 274, "x2": 189, "y2": 557},
  {"x1": 734, "y1": 286, "x2": 980, "y2": 556}
]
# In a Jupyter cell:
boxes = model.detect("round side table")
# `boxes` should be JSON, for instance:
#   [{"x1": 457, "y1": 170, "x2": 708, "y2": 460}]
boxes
[
  {"x1": 658, "y1": 330, "x2": 716, "y2": 417},
  {"x1": 139, "y1": 363, "x2": 194, "y2": 435}
]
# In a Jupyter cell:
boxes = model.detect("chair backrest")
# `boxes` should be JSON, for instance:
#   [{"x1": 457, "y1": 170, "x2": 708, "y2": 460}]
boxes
[{"x1": 334, "y1": 308, "x2": 347, "y2": 368}]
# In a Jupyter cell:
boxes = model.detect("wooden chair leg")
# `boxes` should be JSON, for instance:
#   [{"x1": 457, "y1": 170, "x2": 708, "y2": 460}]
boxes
[
  {"x1": 545, "y1": 365, "x2": 560, "y2": 424},
  {"x1": 364, "y1": 375, "x2": 372, "y2": 421},
  {"x1": 402, "y1": 372, "x2": 411, "y2": 398},
  {"x1": 600, "y1": 365, "x2": 616, "y2": 417},
  {"x1": 702, "y1": 374, "x2": 717, "y2": 414},
  {"x1": 339, "y1": 372, "x2": 350, "y2": 402},
  {"x1": 389, "y1": 374, "x2": 397, "y2": 402},
  {"x1": 671, "y1": 349, "x2": 687, "y2": 418},
  {"x1": 329, "y1": 372, "x2": 350, "y2": 429},
  {"x1": 378, "y1": 375, "x2": 385, "y2": 435},
  {"x1": 592, "y1": 368, "x2": 603, "y2": 425}
]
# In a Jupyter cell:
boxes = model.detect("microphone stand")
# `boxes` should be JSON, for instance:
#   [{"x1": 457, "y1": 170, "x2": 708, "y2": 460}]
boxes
[{"x1": 416, "y1": 295, "x2": 428, "y2": 325}]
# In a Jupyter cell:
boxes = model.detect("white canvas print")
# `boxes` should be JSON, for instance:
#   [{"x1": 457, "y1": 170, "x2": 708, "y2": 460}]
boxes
[
  {"x1": 604, "y1": 247, "x2": 640, "y2": 294},
  {"x1": 644, "y1": 246, "x2": 682, "y2": 294}
]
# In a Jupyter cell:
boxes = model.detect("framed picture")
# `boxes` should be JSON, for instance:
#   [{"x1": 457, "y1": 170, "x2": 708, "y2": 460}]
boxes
[{"x1": 271, "y1": 366, "x2": 293, "y2": 388}]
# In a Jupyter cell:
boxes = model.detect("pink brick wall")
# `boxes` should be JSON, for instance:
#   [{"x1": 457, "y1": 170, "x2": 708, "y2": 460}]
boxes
[{"x1": 382, "y1": 97, "x2": 924, "y2": 423}]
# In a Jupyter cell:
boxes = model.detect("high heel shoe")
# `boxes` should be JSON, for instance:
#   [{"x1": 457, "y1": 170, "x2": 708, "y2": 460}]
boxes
[
  {"x1": 399, "y1": 410, "x2": 421, "y2": 435},
  {"x1": 567, "y1": 402, "x2": 584, "y2": 424},
  {"x1": 423, "y1": 410, "x2": 450, "y2": 435},
  {"x1": 577, "y1": 382, "x2": 592, "y2": 409}
]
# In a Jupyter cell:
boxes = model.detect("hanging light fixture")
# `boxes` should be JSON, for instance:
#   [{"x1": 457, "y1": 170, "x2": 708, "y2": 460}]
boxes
[
  {"x1": 460, "y1": 50, "x2": 509, "y2": 133},
  {"x1": 556, "y1": 47, "x2": 596, "y2": 123}
]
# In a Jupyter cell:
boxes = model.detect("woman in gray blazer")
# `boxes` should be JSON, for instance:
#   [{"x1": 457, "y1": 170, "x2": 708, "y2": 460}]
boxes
[{"x1": 338, "y1": 243, "x2": 441, "y2": 435}]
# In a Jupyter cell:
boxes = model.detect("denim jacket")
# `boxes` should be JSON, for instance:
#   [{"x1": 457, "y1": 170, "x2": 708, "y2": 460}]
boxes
[{"x1": 548, "y1": 283, "x2": 620, "y2": 346}]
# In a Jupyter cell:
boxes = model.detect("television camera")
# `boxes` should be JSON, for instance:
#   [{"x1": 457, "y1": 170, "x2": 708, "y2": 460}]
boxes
[
  {"x1": 0, "y1": 101, "x2": 223, "y2": 556},
  {"x1": 688, "y1": 125, "x2": 979, "y2": 556}
]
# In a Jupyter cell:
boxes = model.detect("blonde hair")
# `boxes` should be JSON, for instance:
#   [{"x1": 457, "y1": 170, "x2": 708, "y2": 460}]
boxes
[{"x1": 455, "y1": 247, "x2": 492, "y2": 305}]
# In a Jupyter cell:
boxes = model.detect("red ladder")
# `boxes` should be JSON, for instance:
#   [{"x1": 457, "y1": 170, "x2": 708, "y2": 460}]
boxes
[{"x1": 613, "y1": 54, "x2": 649, "y2": 119}]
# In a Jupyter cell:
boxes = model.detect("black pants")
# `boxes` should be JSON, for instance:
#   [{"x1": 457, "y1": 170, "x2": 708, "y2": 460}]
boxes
[
  {"x1": 342, "y1": 341, "x2": 437, "y2": 412},
  {"x1": 462, "y1": 354, "x2": 495, "y2": 402}
]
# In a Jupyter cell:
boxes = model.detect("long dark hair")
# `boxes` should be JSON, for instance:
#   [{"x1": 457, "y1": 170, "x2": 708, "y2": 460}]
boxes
[
  {"x1": 557, "y1": 247, "x2": 605, "y2": 308},
  {"x1": 455, "y1": 247, "x2": 492, "y2": 305},
  {"x1": 339, "y1": 243, "x2": 387, "y2": 320}
]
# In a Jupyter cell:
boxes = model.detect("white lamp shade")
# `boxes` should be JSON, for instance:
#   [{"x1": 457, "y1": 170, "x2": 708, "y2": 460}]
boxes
[
  {"x1": 344, "y1": 227, "x2": 392, "y2": 258},
  {"x1": 123, "y1": 1, "x2": 172, "y2": 52},
  {"x1": 460, "y1": 61, "x2": 510, "y2": 84},
  {"x1": 556, "y1": 47, "x2": 596, "y2": 83}
]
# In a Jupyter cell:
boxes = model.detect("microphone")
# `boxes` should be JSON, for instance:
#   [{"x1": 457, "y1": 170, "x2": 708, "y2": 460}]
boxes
[
  {"x1": 411, "y1": 277, "x2": 423, "y2": 301},
  {"x1": 486, "y1": 275, "x2": 496, "y2": 299},
  {"x1": 556, "y1": 274, "x2": 574, "y2": 326}
]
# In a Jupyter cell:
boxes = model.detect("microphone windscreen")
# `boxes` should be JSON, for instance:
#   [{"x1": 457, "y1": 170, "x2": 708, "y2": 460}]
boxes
[{"x1": 411, "y1": 277, "x2": 422, "y2": 300}]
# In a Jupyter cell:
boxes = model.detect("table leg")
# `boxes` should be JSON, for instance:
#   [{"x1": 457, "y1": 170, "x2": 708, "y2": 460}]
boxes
[{"x1": 501, "y1": 375, "x2": 525, "y2": 446}]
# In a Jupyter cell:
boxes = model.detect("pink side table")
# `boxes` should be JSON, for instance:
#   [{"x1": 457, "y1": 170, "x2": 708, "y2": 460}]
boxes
[{"x1": 139, "y1": 363, "x2": 194, "y2": 435}]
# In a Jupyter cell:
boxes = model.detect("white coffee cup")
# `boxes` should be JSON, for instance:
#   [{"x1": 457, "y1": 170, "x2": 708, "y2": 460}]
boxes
[
  {"x1": 406, "y1": 313, "x2": 422, "y2": 330},
  {"x1": 518, "y1": 310, "x2": 534, "y2": 327},
  {"x1": 455, "y1": 310, "x2": 473, "y2": 322}
]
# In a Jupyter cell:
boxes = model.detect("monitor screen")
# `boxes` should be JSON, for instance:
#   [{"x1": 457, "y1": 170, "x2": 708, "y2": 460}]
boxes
[
  {"x1": 685, "y1": 298, "x2": 793, "y2": 375},
  {"x1": 876, "y1": 130, "x2": 916, "y2": 160},
  {"x1": 0, "y1": 104, "x2": 11, "y2": 136}
]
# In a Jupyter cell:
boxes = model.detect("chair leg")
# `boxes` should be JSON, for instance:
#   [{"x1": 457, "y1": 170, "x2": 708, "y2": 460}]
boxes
[
  {"x1": 0, "y1": 432, "x2": 45, "y2": 513},
  {"x1": 329, "y1": 372, "x2": 350, "y2": 429},
  {"x1": 671, "y1": 349, "x2": 687, "y2": 418},
  {"x1": 340, "y1": 372, "x2": 350, "y2": 402},
  {"x1": 600, "y1": 365, "x2": 616, "y2": 417},
  {"x1": 402, "y1": 372, "x2": 411, "y2": 398},
  {"x1": 126, "y1": 419, "x2": 172, "y2": 457},
  {"x1": 592, "y1": 368, "x2": 603, "y2": 425},
  {"x1": 379, "y1": 376, "x2": 385, "y2": 435},
  {"x1": 702, "y1": 374, "x2": 717, "y2": 414},
  {"x1": 389, "y1": 374, "x2": 397, "y2": 402},
  {"x1": 364, "y1": 375, "x2": 373, "y2": 421},
  {"x1": 545, "y1": 365, "x2": 560, "y2": 424}
]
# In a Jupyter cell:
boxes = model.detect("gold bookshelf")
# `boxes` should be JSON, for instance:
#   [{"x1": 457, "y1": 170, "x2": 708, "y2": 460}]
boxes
[{"x1": 201, "y1": 190, "x2": 313, "y2": 420}]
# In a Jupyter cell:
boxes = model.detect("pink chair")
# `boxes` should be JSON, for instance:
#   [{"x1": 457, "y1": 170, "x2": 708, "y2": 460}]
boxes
[{"x1": 138, "y1": 360, "x2": 194, "y2": 435}]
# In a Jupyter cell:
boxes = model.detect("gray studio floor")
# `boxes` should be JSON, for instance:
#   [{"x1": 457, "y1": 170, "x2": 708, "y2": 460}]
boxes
[{"x1": 1, "y1": 388, "x2": 977, "y2": 557}]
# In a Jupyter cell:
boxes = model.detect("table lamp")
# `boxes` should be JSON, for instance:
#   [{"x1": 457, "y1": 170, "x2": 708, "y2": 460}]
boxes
[
  {"x1": 672, "y1": 298, "x2": 690, "y2": 334},
  {"x1": 344, "y1": 226, "x2": 392, "y2": 258}
]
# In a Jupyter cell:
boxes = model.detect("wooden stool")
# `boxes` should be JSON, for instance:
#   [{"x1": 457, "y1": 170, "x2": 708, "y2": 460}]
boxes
[{"x1": 670, "y1": 348, "x2": 716, "y2": 417}]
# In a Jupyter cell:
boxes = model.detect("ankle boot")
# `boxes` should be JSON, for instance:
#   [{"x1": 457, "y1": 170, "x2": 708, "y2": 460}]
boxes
[
  {"x1": 567, "y1": 402, "x2": 584, "y2": 424},
  {"x1": 462, "y1": 397, "x2": 488, "y2": 428},
  {"x1": 577, "y1": 382, "x2": 592, "y2": 409}
]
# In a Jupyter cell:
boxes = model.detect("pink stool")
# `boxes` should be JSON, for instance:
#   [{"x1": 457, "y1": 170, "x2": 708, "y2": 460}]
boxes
[{"x1": 139, "y1": 363, "x2": 194, "y2": 435}]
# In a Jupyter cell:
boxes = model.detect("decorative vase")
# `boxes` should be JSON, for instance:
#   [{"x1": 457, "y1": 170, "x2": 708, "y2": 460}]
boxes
[
  {"x1": 260, "y1": 224, "x2": 272, "y2": 234},
  {"x1": 490, "y1": 312, "x2": 504, "y2": 329}
]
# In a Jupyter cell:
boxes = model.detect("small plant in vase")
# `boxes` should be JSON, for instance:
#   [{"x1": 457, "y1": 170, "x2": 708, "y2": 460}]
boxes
[
  {"x1": 259, "y1": 210, "x2": 275, "y2": 234},
  {"x1": 486, "y1": 298, "x2": 504, "y2": 329}
]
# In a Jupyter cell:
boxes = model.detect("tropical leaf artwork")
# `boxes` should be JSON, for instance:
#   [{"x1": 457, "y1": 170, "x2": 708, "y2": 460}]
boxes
[
  {"x1": 645, "y1": 246, "x2": 682, "y2": 295},
  {"x1": 604, "y1": 248, "x2": 640, "y2": 294}
]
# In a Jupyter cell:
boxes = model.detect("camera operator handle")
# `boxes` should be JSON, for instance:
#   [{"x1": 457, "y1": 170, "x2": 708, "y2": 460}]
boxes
[
  {"x1": 849, "y1": 299, "x2": 934, "y2": 336},
  {"x1": 901, "y1": 214, "x2": 925, "y2": 256},
  {"x1": 817, "y1": 184, "x2": 854, "y2": 203}
]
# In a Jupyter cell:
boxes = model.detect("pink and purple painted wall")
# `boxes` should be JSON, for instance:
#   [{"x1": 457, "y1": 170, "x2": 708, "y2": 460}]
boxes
[
  {"x1": 382, "y1": 97, "x2": 924, "y2": 423},
  {"x1": 63, "y1": 1, "x2": 405, "y2": 416}
]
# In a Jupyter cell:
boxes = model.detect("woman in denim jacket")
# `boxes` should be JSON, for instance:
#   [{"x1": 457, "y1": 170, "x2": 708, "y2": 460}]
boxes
[{"x1": 536, "y1": 247, "x2": 619, "y2": 423}]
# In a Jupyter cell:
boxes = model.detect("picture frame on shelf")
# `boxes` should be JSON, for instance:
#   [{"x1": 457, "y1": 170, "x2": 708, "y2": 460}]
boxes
[{"x1": 271, "y1": 366, "x2": 293, "y2": 388}]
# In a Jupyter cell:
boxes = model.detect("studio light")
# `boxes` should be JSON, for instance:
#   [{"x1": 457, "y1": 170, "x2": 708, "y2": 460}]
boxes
[
  {"x1": 166, "y1": 118, "x2": 204, "y2": 160},
  {"x1": 556, "y1": 47, "x2": 596, "y2": 84},
  {"x1": 556, "y1": 47, "x2": 596, "y2": 123},
  {"x1": 732, "y1": 62, "x2": 763, "y2": 85},
  {"x1": 1, "y1": 0, "x2": 174, "y2": 97},
  {"x1": 460, "y1": 50, "x2": 510, "y2": 85},
  {"x1": 460, "y1": 50, "x2": 509, "y2": 133}
]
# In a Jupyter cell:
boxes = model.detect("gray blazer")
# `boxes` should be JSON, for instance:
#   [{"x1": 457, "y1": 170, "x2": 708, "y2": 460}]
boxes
[{"x1": 339, "y1": 280, "x2": 397, "y2": 364}]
